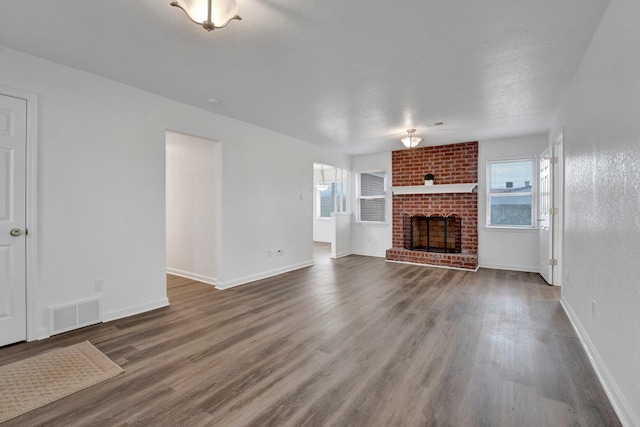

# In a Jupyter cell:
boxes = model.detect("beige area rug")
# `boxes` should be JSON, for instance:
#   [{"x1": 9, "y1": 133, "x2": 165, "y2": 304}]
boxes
[{"x1": 0, "y1": 341, "x2": 124, "y2": 423}]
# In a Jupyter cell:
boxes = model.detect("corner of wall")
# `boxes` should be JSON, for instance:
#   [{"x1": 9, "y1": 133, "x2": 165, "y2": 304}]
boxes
[
  {"x1": 560, "y1": 297, "x2": 639, "y2": 427},
  {"x1": 216, "y1": 260, "x2": 314, "y2": 290},
  {"x1": 102, "y1": 298, "x2": 170, "y2": 323}
]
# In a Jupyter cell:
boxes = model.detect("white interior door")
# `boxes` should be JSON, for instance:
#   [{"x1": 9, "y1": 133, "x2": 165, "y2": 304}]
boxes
[
  {"x1": 0, "y1": 94, "x2": 27, "y2": 347},
  {"x1": 538, "y1": 147, "x2": 553, "y2": 284}
]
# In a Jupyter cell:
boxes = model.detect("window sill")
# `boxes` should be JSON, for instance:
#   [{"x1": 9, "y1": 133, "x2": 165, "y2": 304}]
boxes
[
  {"x1": 316, "y1": 217, "x2": 331, "y2": 221},
  {"x1": 483, "y1": 226, "x2": 537, "y2": 232}
]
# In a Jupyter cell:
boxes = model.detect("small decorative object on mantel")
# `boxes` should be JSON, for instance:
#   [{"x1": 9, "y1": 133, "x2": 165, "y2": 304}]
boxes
[{"x1": 424, "y1": 174, "x2": 435, "y2": 186}]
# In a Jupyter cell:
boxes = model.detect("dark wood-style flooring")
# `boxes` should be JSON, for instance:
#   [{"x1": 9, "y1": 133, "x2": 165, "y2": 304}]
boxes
[{"x1": 0, "y1": 243, "x2": 621, "y2": 426}]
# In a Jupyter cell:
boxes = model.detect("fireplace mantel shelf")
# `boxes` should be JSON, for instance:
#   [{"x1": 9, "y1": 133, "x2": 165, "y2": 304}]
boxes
[{"x1": 390, "y1": 183, "x2": 478, "y2": 195}]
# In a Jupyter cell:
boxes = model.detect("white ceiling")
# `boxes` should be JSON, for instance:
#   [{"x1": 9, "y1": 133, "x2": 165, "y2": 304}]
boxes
[{"x1": 0, "y1": 0, "x2": 609, "y2": 155}]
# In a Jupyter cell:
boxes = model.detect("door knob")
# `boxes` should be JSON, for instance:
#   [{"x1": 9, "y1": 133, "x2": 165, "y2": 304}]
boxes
[{"x1": 10, "y1": 228, "x2": 22, "y2": 237}]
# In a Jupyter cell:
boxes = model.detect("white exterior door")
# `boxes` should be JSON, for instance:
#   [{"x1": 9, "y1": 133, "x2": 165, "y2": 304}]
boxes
[
  {"x1": 538, "y1": 147, "x2": 553, "y2": 284},
  {"x1": 0, "y1": 94, "x2": 27, "y2": 347}
]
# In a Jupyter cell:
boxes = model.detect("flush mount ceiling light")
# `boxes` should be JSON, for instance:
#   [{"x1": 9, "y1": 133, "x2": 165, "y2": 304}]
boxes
[
  {"x1": 401, "y1": 129, "x2": 422, "y2": 148},
  {"x1": 171, "y1": 0, "x2": 241, "y2": 32}
]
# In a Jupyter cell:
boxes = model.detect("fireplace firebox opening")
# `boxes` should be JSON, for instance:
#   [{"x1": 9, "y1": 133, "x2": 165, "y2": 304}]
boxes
[{"x1": 403, "y1": 214, "x2": 462, "y2": 254}]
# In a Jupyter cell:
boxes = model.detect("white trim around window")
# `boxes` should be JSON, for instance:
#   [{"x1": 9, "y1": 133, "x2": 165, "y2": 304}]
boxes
[
  {"x1": 357, "y1": 171, "x2": 387, "y2": 223},
  {"x1": 485, "y1": 157, "x2": 536, "y2": 229}
]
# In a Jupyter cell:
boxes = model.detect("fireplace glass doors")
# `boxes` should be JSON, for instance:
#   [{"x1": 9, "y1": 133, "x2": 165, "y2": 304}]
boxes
[{"x1": 403, "y1": 214, "x2": 462, "y2": 254}]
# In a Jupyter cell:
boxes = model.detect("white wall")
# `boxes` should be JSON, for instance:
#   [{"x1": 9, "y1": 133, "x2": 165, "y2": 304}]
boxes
[
  {"x1": 0, "y1": 46, "x2": 350, "y2": 337},
  {"x1": 549, "y1": 0, "x2": 640, "y2": 424},
  {"x1": 166, "y1": 132, "x2": 220, "y2": 284},
  {"x1": 330, "y1": 212, "x2": 352, "y2": 258},
  {"x1": 313, "y1": 219, "x2": 332, "y2": 243},
  {"x1": 478, "y1": 134, "x2": 548, "y2": 272},
  {"x1": 351, "y1": 152, "x2": 392, "y2": 257}
]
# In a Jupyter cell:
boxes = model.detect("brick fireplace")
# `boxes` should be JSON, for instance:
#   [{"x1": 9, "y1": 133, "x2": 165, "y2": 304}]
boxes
[{"x1": 385, "y1": 141, "x2": 478, "y2": 270}]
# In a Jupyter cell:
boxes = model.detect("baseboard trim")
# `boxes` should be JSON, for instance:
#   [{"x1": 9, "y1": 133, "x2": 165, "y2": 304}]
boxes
[
  {"x1": 330, "y1": 251, "x2": 352, "y2": 259},
  {"x1": 351, "y1": 249, "x2": 386, "y2": 258},
  {"x1": 102, "y1": 297, "x2": 170, "y2": 323},
  {"x1": 478, "y1": 262, "x2": 538, "y2": 273},
  {"x1": 385, "y1": 259, "x2": 479, "y2": 272},
  {"x1": 166, "y1": 267, "x2": 217, "y2": 286},
  {"x1": 36, "y1": 298, "x2": 170, "y2": 339},
  {"x1": 560, "y1": 297, "x2": 638, "y2": 427},
  {"x1": 216, "y1": 261, "x2": 314, "y2": 290}
]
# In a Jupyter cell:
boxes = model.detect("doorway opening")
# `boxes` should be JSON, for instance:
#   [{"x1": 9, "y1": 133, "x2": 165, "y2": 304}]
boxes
[
  {"x1": 312, "y1": 163, "x2": 349, "y2": 261},
  {"x1": 552, "y1": 131, "x2": 564, "y2": 286},
  {"x1": 0, "y1": 86, "x2": 38, "y2": 345},
  {"x1": 538, "y1": 131, "x2": 564, "y2": 286},
  {"x1": 165, "y1": 131, "x2": 221, "y2": 291}
]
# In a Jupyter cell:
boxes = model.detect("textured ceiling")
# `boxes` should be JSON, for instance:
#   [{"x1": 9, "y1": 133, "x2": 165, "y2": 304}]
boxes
[{"x1": 0, "y1": 0, "x2": 609, "y2": 154}]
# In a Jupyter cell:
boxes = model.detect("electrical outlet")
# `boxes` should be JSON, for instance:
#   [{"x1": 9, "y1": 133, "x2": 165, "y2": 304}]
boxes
[
  {"x1": 565, "y1": 271, "x2": 570, "y2": 284},
  {"x1": 267, "y1": 250, "x2": 272, "y2": 258},
  {"x1": 276, "y1": 249, "x2": 283, "y2": 256},
  {"x1": 94, "y1": 279, "x2": 104, "y2": 292}
]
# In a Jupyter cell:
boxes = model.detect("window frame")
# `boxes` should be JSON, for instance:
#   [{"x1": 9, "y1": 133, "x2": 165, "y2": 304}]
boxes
[
  {"x1": 316, "y1": 180, "x2": 347, "y2": 219},
  {"x1": 357, "y1": 170, "x2": 388, "y2": 223},
  {"x1": 485, "y1": 157, "x2": 536, "y2": 229}
]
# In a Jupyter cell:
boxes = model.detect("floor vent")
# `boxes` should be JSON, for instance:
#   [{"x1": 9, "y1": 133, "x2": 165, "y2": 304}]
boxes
[{"x1": 49, "y1": 298, "x2": 102, "y2": 336}]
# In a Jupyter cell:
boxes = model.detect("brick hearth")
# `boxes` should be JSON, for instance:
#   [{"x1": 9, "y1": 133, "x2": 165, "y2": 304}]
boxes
[{"x1": 386, "y1": 141, "x2": 478, "y2": 270}]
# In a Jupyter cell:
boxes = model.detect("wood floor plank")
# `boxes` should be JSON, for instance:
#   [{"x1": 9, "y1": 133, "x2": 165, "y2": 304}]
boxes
[{"x1": 0, "y1": 244, "x2": 622, "y2": 426}]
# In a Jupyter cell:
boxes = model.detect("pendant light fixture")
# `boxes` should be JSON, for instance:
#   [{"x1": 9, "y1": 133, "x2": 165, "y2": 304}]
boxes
[
  {"x1": 315, "y1": 165, "x2": 329, "y2": 191},
  {"x1": 401, "y1": 129, "x2": 422, "y2": 148},
  {"x1": 171, "y1": 0, "x2": 241, "y2": 32}
]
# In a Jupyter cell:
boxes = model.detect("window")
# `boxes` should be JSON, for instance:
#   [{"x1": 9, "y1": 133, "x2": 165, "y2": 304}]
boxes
[
  {"x1": 358, "y1": 171, "x2": 386, "y2": 222},
  {"x1": 486, "y1": 159, "x2": 534, "y2": 227},
  {"x1": 315, "y1": 165, "x2": 348, "y2": 218},
  {"x1": 318, "y1": 181, "x2": 347, "y2": 218}
]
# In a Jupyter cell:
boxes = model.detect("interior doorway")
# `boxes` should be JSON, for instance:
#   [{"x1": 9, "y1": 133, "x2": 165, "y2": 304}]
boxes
[
  {"x1": 312, "y1": 241, "x2": 332, "y2": 264},
  {"x1": 0, "y1": 86, "x2": 38, "y2": 345},
  {"x1": 165, "y1": 131, "x2": 221, "y2": 289},
  {"x1": 312, "y1": 163, "x2": 349, "y2": 261},
  {"x1": 538, "y1": 132, "x2": 564, "y2": 286},
  {"x1": 0, "y1": 94, "x2": 28, "y2": 347},
  {"x1": 538, "y1": 146, "x2": 553, "y2": 284},
  {"x1": 552, "y1": 131, "x2": 564, "y2": 286}
]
